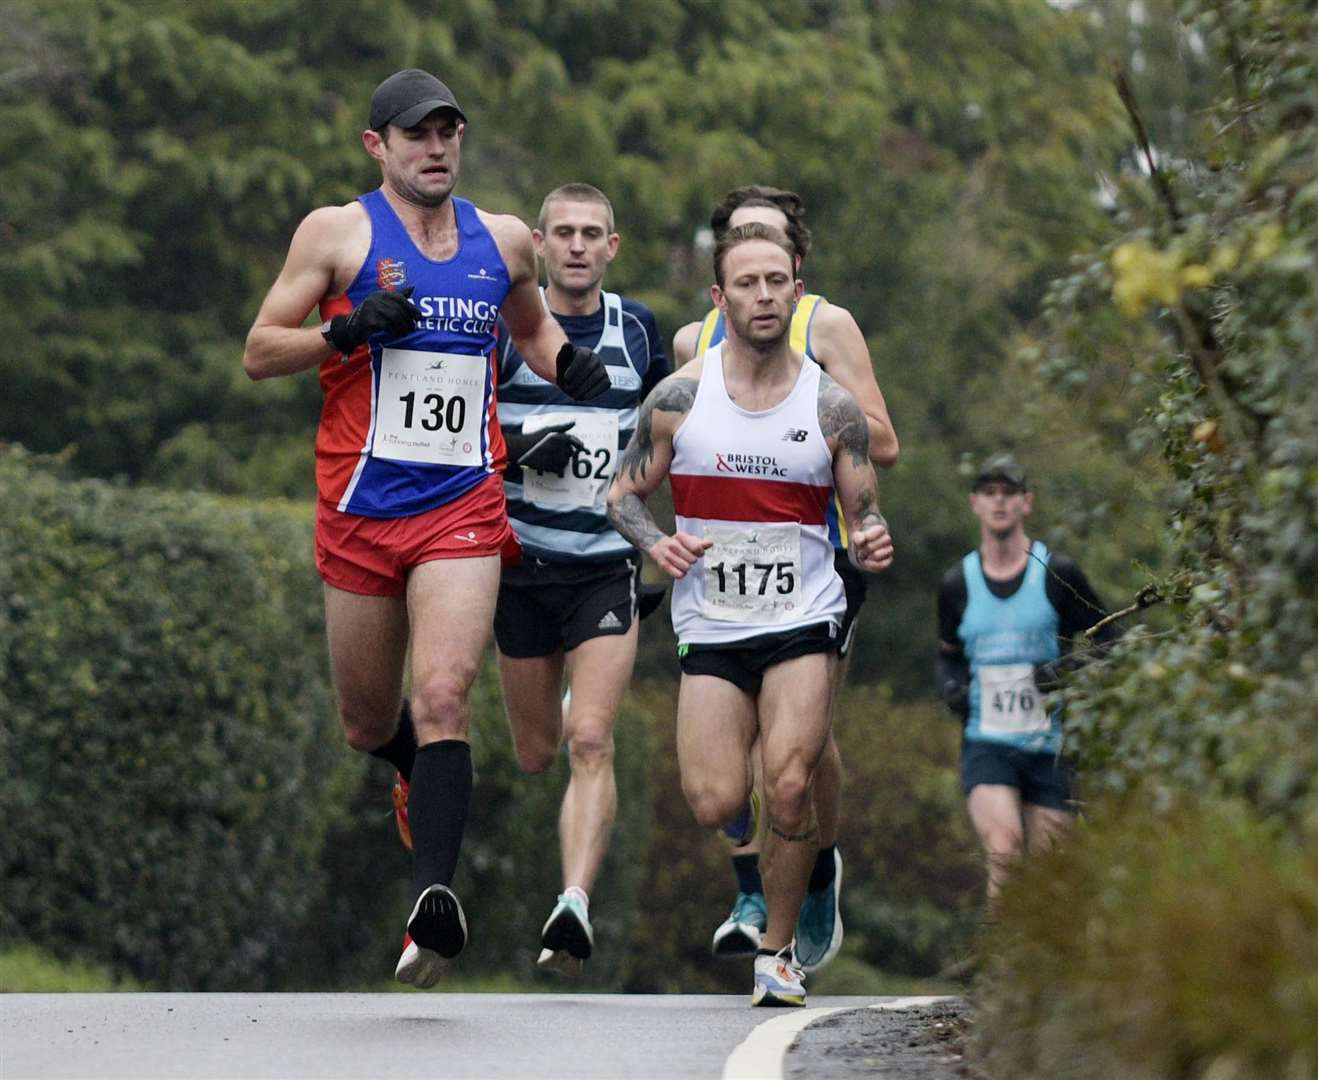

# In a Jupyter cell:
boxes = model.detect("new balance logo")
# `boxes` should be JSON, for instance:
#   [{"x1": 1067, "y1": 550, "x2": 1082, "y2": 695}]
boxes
[
  {"x1": 597, "y1": 611, "x2": 622, "y2": 630},
  {"x1": 782, "y1": 429, "x2": 809, "y2": 442}
]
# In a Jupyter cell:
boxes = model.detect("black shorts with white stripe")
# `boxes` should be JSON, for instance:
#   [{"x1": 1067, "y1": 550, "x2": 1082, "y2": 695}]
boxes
[
  {"x1": 834, "y1": 550, "x2": 869, "y2": 659},
  {"x1": 495, "y1": 554, "x2": 640, "y2": 657}
]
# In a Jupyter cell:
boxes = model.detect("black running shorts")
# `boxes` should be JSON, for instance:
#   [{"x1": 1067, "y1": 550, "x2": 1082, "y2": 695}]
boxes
[
  {"x1": 495, "y1": 555, "x2": 639, "y2": 658},
  {"x1": 960, "y1": 738, "x2": 1077, "y2": 812},
  {"x1": 677, "y1": 622, "x2": 839, "y2": 696}
]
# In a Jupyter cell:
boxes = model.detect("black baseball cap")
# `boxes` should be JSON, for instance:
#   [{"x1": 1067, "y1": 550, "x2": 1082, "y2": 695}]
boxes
[
  {"x1": 973, "y1": 454, "x2": 1027, "y2": 491},
  {"x1": 370, "y1": 69, "x2": 467, "y2": 131}
]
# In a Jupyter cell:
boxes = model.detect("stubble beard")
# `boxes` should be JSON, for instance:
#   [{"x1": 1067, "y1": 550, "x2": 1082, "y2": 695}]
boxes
[
  {"x1": 388, "y1": 164, "x2": 456, "y2": 211},
  {"x1": 549, "y1": 267, "x2": 604, "y2": 303},
  {"x1": 730, "y1": 309, "x2": 788, "y2": 356}
]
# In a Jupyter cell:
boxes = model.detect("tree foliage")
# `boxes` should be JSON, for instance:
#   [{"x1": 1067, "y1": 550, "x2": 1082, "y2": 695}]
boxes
[
  {"x1": 1, "y1": 0, "x2": 1148, "y2": 699},
  {"x1": 980, "y1": 1, "x2": 1318, "y2": 1071}
]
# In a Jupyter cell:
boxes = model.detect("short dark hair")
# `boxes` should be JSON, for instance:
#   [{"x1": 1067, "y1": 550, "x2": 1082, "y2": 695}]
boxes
[
  {"x1": 537, "y1": 183, "x2": 615, "y2": 232},
  {"x1": 710, "y1": 186, "x2": 811, "y2": 266},
  {"x1": 713, "y1": 223, "x2": 797, "y2": 288}
]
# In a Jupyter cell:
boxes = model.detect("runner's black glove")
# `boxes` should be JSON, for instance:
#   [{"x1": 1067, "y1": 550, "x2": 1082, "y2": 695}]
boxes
[
  {"x1": 324, "y1": 287, "x2": 419, "y2": 353},
  {"x1": 941, "y1": 678, "x2": 970, "y2": 719},
  {"x1": 1033, "y1": 658, "x2": 1071, "y2": 695},
  {"x1": 555, "y1": 343, "x2": 612, "y2": 401},
  {"x1": 505, "y1": 422, "x2": 585, "y2": 476},
  {"x1": 935, "y1": 647, "x2": 971, "y2": 719}
]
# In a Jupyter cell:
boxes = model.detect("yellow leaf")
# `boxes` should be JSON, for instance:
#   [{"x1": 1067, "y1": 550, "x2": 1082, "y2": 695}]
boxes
[
  {"x1": 1210, "y1": 243, "x2": 1239, "y2": 273},
  {"x1": 1251, "y1": 223, "x2": 1283, "y2": 262}
]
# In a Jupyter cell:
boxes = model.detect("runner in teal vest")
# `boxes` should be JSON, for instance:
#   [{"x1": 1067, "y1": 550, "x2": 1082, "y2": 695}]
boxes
[{"x1": 936, "y1": 455, "x2": 1121, "y2": 901}]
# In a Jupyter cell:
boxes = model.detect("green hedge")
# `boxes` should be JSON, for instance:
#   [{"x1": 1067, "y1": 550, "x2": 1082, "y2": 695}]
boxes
[
  {"x1": 973, "y1": 802, "x2": 1318, "y2": 1079},
  {"x1": 0, "y1": 447, "x2": 349, "y2": 989},
  {"x1": 0, "y1": 444, "x2": 973, "y2": 991}
]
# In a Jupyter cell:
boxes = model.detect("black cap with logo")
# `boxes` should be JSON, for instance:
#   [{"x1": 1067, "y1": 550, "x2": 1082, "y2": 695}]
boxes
[
  {"x1": 973, "y1": 454, "x2": 1027, "y2": 492},
  {"x1": 370, "y1": 69, "x2": 467, "y2": 131}
]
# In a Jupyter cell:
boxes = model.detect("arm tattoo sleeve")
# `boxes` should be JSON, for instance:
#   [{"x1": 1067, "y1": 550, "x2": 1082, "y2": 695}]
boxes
[
  {"x1": 817, "y1": 373, "x2": 870, "y2": 469},
  {"x1": 856, "y1": 497, "x2": 885, "y2": 532},
  {"x1": 607, "y1": 492, "x2": 667, "y2": 552},
  {"x1": 618, "y1": 376, "x2": 698, "y2": 484}
]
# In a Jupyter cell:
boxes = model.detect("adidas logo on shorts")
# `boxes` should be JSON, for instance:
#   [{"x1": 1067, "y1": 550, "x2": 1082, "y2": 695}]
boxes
[{"x1": 597, "y1": 611, "x2": 622, "y2": 630}]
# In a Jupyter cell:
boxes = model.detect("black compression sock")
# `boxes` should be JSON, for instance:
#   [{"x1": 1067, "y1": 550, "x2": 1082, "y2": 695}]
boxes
[
  {"x1": 733, "y1": 852, "x2": 763, "y2": 895},
  {"x1": 808, "y1": 844, "x2": 837, "y2": 893},
  {"x1": 368, "y1": 699, "x2": 417, "y2": 781},
  {"x1": 408, "y1": 739, "x2": 473, "y2": 897}
]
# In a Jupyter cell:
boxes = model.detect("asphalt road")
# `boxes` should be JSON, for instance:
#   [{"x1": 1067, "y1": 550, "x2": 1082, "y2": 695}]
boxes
[{"x1": 0, "y1": 992, "x2": 934, "y2": 1080}]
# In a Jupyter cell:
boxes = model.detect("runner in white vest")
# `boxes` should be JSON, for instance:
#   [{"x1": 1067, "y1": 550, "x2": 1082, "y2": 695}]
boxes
[
  {"x1": 675, "y1": 186, "x2": 900, "y2": 970},
  {"x1": 607, "y1": 222, "x2": 894, "y2": 1008}
]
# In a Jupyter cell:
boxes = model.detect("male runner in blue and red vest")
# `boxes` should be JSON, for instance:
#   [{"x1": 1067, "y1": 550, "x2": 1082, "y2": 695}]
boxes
[{"x1": 243, "y1": 69, "x2": 610, "y2": 989}]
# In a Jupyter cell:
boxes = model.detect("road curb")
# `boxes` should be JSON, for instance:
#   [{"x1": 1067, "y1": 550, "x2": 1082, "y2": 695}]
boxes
[{"x1": 722, "y1": 995, "x2": 961, "y2": 1080}]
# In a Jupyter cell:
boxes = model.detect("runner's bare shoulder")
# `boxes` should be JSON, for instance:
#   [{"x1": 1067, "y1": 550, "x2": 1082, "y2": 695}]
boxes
[
  {"x1": 645, "y1": 365, "x2": 702, "y2": 436},
  {"x1": 474, "y1": 208, "x2": 536, "y2": 277},
  {"x1": 673, "y1": 320, "x2": 702, "y2": 368},
  {"x1": 292, "y1": 202, "x2": 371, "y2": 294}
]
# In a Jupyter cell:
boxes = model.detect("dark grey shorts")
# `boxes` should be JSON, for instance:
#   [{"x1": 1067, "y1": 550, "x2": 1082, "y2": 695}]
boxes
[{"x1": 960, "y1": 738, "x2": 1076, "y2": 811}]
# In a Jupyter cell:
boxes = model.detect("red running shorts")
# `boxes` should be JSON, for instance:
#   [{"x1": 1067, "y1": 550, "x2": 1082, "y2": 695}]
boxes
[{"x1": 315, "y1": 473, "x2": 512, "y2": 597}]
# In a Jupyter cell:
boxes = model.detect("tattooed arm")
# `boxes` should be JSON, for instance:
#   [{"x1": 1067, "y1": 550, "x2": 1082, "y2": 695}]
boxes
[
  {"x1": 607, "y1": 372, "x2": 712, "y2": 579},
  {"x1": 819, "y1": 373, "x2": 894, "y2": 574}
]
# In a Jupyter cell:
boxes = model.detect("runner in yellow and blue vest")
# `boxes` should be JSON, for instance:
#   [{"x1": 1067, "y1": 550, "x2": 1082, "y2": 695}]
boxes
[{"x1": 672, "y1": 185, "x2": 898, "y2": 973}]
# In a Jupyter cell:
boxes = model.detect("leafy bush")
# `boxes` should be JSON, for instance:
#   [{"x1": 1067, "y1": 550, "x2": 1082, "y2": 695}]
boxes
[
  {"x1": 973, "y1": 802, "x2": 1318, "y2": 1079},
  {"x1": 1054, "y1": 0, "x2": 1318, "y2": 829},
  {"x1": 976, "y1": 0, "x2": 1318, "y2": 1070},
  {"x1": 0, "y1": 447, "x2": 349, "y2": 989}
]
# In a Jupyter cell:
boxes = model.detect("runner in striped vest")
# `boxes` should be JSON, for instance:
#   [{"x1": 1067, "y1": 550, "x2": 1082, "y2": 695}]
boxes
[{"x1": 493, "y1": 185, "x2": 668, "y2": 976}]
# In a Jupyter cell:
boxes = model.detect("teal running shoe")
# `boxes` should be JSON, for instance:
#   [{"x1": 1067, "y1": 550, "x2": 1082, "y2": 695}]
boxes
[
  {"x1": 792, "y1": 848, "x2": 843, "y2": 972},
  {"x1": 711, "y1": 891, "x2": 767, "y2": 957},
  {"x1": 537, "y1": 892, "x2": 593, "y2": 976}
]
